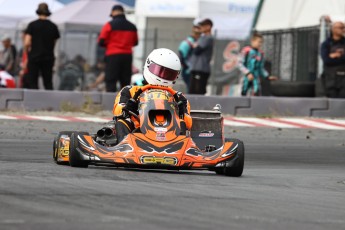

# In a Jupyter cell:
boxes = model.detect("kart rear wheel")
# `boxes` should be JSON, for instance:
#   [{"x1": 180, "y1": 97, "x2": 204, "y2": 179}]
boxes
[
  {"x1": 223, "y1": 138, "x2": 244, "y2": 177},
  {"x1": 54, "y1": 131, "x2": 75, "y2": 165},
  {"x1": 215, "y1": 167, "x2": 224, "y2": 175},
  {"x1": 69, "y1": 132, "x2": 89, "y2": 168}
]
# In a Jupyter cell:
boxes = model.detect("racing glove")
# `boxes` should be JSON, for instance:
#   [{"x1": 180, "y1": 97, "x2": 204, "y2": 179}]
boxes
[
  {"x1": 175, "y1": 92, "x2": 188, "y2": 117},
  {"x1": 122, "y1": 98, "x2": 139, "y2": 116}
]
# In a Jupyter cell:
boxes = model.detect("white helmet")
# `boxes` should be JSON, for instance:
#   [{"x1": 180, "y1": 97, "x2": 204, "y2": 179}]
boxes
[{"x1": 143, "y1": 48, "x2": 181, "y2": 87}]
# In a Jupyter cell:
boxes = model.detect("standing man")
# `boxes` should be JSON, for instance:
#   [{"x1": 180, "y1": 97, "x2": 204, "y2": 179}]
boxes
[
  {"x1": 98, "y1": 4, "x2": 138, "y2": 92},
  {"x1": 188, "y1": 18, "x2": 214, "y2": 95},
  {"x1": 0, "y1": 35, "x2": 17, "y2": 76},
  {"x1": 238, "y1": 33, "x2": 276, "y2": 96},
  {"x1": 321, "y1": 21, "x2": 345, "y2": 98},
  {"x1": 24, "y1": 2, "x2": 60, "y2": 90},
  {"x1": 178, "y1": 24, "x2": 201, "y2": 91}
]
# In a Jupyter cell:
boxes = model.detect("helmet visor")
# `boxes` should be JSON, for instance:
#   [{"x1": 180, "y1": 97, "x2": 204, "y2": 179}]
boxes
[{"x1": 148, "y1": 62, "x2": 179, "y2": 81}]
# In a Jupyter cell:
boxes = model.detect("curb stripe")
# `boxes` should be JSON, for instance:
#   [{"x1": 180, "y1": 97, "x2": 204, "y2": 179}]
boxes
[
  {"x1": 278, "y1": 118, "x2": 345, "y2": 130},
  {"x1": 269, "y1": 118, "x2": 314, "y2": 129},
  {"x1": 312, "y1": 119, "x2": 345, "y2": 128},
  {"x1": 236, "y1": 117, "x2": 298, "y2": 128},
  {"x1": 1, "y1": 114, "x2": 345, "y2": 130},
  {"x1": 223, "y1": 119, "x2": 254, "y2": 127}
]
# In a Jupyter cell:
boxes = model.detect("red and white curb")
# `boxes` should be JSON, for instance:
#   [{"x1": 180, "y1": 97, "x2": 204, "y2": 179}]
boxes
[
  {"x1": 1, "y1": 114, "x2": 345, "y2": 130},
  {"x1": 223, "y1": 117, "x2": 345, "y2": 130}
]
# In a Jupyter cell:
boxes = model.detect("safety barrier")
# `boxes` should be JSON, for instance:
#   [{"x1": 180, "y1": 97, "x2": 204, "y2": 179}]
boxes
[{"x1": 0, "y1": 89, "x2": 344, "y2": 117}]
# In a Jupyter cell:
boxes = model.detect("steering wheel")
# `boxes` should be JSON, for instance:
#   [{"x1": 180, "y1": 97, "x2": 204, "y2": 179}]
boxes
[
  {"x1": 127, "y1": 85, "x2": 181, "y2": 122},
  {"x1": 127, "y1": 110, "x2": 140, "y2": 122}
]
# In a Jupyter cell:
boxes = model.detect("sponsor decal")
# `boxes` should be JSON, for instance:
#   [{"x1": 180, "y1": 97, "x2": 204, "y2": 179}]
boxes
[
  {"x1": 59, "y1": 136, "x2": 70, "y2": 157},
  {"x1": 59, "y1": 146, "x2": 69, "y2": 157},
  {"x1": 198, "y1": 132, "x2": 214, "y2": 137},
  {"x1": 156, "y1": 131, "x2": 166, "y2": 141},
  {"x1": 154, "y1": 127, "x2": 167, "y2": 132},
  {"x1": 140, "y1": 156, "x2": 178, "y2": 165}
]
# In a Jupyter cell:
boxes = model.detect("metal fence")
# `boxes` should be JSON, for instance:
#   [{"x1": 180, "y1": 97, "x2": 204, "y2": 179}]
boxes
[{"x1": 260, "y1": 26, "x2": 320, "y2": 82}]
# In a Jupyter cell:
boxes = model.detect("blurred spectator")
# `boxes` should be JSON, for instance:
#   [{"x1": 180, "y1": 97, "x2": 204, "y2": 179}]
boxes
[
  {"x1": 18, "y1": 30, "x2": 29, "y2": 88},
  {"x1": 87, "y1": 72, "x2": 105, "y2": 91},
  {"x1": 85, "y1": 59, "x2": 105, "y2": 91},
  {"x1": 0, "y1": 35, "x2": 17, "y2": 76},
  {"x1": 86, "y1": 64, "x2": 139, "y2": 91},
  {"x1": 188, "y1": 18, "x2": 214, "y2": 95},
  {"x1": 98, "y1": 4, "x2": 138, "y2": 92},
  {"x1": 0, "y1": 64, "x2": 16, "y2": 88},
  {"x1": 58, "y1": 55, "x2": 85, "y2": 91},
  {"x1": 320, "y1": 21, "x2": 345, "y2": 98},
  {"x1": 238, "y1": 33, "x2": 276, "y2": 96},
  {"x1": 24, "y1": 2, "x2": 60, "y2": 90},
  {"x1": 178, "y1": 23, "x2": 201, "y2": 91}
]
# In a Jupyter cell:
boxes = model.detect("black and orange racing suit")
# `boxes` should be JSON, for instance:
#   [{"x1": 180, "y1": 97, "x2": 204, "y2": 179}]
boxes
[{"x1": 113, "y1": 85, "x2": 192, "y2": 142}]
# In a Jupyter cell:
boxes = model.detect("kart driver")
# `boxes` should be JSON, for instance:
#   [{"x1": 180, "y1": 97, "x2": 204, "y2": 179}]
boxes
[{"x1": 112, "y1": 48, "x2": 192, "y2": 143}]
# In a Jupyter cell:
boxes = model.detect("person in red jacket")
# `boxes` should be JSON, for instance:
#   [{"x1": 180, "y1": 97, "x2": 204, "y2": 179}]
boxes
[{"x1": 98, "y1": 4, "x2": 138, "y2": 92}]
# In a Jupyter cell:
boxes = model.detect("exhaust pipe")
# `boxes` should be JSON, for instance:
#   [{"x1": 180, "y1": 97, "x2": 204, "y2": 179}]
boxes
[
  {"x1": 104, "y1": 128, "x2": 114, "y2": 137},
  {"x1": 97, "y1": 127, "x2": 115, "y2": 138}
]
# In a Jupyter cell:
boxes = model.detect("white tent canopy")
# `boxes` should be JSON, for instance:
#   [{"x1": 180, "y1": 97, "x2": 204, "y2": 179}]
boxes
[
  {"x1": 256, "y1": 0, "x2": 345, "y2": 31},
  {"x1": 0, "y1": 0, "x2": 63, "y2": 29},
  {"x1": 42, "y1": 0, "x2": 133, "y2": 32},
  {"x1": 0, "y1": 0, "x2": 63, "y2": 18}
]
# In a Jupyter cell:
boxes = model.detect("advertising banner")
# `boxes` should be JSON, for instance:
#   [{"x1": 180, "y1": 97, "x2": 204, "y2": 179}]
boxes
[{"x1": 200, "y1": 0, "x2": 259, "y2": 40}]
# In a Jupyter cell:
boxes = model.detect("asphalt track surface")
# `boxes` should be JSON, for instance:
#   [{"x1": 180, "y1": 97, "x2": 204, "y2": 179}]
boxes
[{"x1": 0, "y1": 119, "x2": 344, "y2": 230}]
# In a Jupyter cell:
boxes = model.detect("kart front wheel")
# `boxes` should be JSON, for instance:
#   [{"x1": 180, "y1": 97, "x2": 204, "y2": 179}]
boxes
[
  {"x1": 69, "y1": 132, "x2": 89, "y2": 168},
  {"x1": 223, "y1": 139, "x2": 244, "y2": 177}
]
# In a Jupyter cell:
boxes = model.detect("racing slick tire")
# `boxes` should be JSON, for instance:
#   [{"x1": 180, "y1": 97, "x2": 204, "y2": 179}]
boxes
[
  {"x1": 223, "y1": 138, "x2": 244, "y2": 177},
  {"x1": 215, "y1": 168, "x2": 224, "y2": 175},
  {"x1": 54, "y1": 131, "x2": 75, "y2": 165},
  {"x1": 69, "y1": 132, "x2": 90, "y2": 168},
  {"x1": 53, "y1": 136, "x2": 58, "y2": 162}
]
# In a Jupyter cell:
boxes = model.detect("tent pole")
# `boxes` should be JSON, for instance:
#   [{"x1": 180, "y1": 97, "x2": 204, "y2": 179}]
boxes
[
  {"x1": 251, "y1": 0, "x2": 264, "y2": 36},
  {"x1": 318, "y1": 17, "x2": 327, "y2": 78},
  {"x1": 211, "y1": 29, "x2": 218, "y2": 95}
]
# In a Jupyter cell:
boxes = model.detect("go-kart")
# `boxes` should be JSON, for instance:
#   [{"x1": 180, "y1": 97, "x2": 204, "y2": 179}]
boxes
[{"x1": 53, "y1": 85, "x2": 244, "y2": 176}]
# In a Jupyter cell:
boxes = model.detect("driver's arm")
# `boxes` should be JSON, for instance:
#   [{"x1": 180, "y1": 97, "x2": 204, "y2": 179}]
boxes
[
  {"x1": 112, "y1": 86, "x2": 132, "y2": 116},
  {"x1": 184, "y1": 101, "x2": 192, "y2": 130},
  {"x1": 176, "y1": 92, "x2": 192, "y2": 130}
]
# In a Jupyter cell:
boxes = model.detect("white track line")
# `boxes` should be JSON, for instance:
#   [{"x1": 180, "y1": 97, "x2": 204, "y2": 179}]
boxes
[
  {"x1": 0, "y1": 115, "x2": 18, "y2": 120},
  {"x1": 75, "y1": 117, "x2": 111, "y2": 123},
  {"x1": 25, "y1": 115, "x2": 69, "y2": 121},
  {"x1": 223, "y1": 119, "x2": 255, "y2": 127}
]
